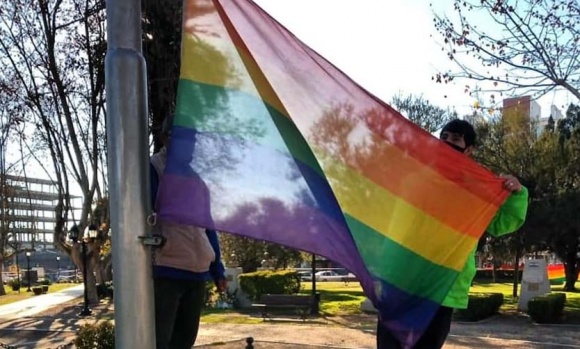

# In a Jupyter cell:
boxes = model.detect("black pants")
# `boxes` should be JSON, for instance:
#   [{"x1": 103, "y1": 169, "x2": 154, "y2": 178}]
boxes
[
  {"x1": 377, "y1": 306, "x2": 454, "y2": 349},
  {"x1": 154, "y1": 278, "x2": 207, "y2": 349}
]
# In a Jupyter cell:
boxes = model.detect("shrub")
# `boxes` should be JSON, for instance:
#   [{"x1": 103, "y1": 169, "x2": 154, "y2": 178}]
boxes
[
  {"x1": 32, "y1": 286, "x2": 43, "y2": 295},
  {"x1": 9, "y1": 279, "x2": 20, "y2": 291},
  {"x1": 239, "y1": 270, "x2": 301, "y2": 301},
  {"x1": 528, "y1": 293, "x2": 566, "y2": 324},
  {"x1": 75, "y1": 321, "x2": 115, "y2": 349},
  {"x1": 40, "y1": 278, "x2": 52, "y2": 286},
  {"x1": 474, "y1": 269, "x2": 523, "y2": 281},
  {"x1": 97, "y1": 281, "x2": 114, "y2": 299},
  {"x1": 217, "y1": 289, "x2": 239, "y2": 309},
  {"x1": 454, "y1": 293, "x2": 504, "y2": 321},
  {"x1": 204, "y1": 281, "x2": 217, "y2": 307}
]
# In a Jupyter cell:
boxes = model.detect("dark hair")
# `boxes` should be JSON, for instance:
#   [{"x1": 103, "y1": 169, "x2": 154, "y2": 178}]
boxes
[{"x1": 441, "y1": 119, "x2": 476, "y2": 147}]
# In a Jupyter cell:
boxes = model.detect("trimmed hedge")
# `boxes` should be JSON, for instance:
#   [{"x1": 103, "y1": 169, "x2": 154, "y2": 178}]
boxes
[
  {"x1": 454, "y1": 293, "x2": 504, "y2": 321},
  {"x1": 528, "y1": 293, "x2": 566, "y2": 324},
  {"x1": 239, "y1": 270, "x2": 300, "y2": 301},
  {"x1": 474, "y1": 269, "x2": 523, "y2": 281}
]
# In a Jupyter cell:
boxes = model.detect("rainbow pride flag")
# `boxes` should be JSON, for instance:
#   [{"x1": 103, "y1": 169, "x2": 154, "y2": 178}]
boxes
[
  {"x1": 157, "y1": 0, "x2": 509, "y2": 346},
  {"x1": 548, "y1": 264, "x2": 566, "y2": 283}
]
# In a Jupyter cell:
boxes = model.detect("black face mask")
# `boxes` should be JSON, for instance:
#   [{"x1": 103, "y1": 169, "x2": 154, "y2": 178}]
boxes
[{"x1": 445, "y1": 141, "x2": 466, "y2": 153}]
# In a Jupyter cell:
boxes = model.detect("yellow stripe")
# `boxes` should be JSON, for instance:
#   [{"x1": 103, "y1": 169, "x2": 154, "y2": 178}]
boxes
[
  {"x1": 323, "y1": 157, "x2": 494, "y2": 271},
  {"x1": 181, "y1": 33, "x2": 288, "y2": 117}
]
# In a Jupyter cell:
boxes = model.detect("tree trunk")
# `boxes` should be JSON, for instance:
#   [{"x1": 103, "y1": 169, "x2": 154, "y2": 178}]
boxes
[
  {"x1": 86, "y1": 261, "x2": 99, "y2": 305},
  {"x1": 492, "y1": 263, "x2": 497, "y2": 283},
  {"x1": 512, "y1": 247, "x2": 521, "y2": 298},
  {"x1": 71, "y1": 241, "x2": 100, "y2": 304},
  {"x1": 0, "y1": 272, "x2": 5, "y2": 296},
  {"x1": 563, "y1": 254, "x2": 579, "y2": 291},
  {"x1": 96, "y1": 254, "x2": 113, "y2": 284}
]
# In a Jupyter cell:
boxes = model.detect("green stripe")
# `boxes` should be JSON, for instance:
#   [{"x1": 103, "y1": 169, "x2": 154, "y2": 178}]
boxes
[
  {"x1": 175, "y1": 79, "x2": 324, "y2": 177},
  {"x1": 345, "y1": 214, "x2": 459, "y2": 303}
]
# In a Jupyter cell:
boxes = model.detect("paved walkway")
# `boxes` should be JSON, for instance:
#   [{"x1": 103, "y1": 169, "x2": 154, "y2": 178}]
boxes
[
  {"x1": 194, "y1": 323, "x2": 580, "y2": 349},
  {"x1": 0, "y1": 285, "x2": 83, "y2": 320}
]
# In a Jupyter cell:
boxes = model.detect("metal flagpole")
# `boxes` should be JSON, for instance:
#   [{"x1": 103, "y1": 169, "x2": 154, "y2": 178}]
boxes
[{"x1": 105, "y1": 0, "x2": 155, "y2": 348}]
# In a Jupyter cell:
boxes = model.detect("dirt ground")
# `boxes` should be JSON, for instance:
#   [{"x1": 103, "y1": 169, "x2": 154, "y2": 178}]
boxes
[{"x1": 1, "y1": 301, "x2": 580, "y2": 348}]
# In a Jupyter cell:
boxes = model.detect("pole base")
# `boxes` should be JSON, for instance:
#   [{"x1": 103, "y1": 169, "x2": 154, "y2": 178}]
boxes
[{"x1": 79, "y1": 308, "x2": 92, "y2": 317}]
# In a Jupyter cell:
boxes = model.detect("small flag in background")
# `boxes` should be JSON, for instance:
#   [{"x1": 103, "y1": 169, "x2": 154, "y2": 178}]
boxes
[
  {"x1": 157, "y1": 0, "x2": 509, "y2": 346},
  {"x1": 547, "y1": 264, "x2": 566, "y2": 283}
]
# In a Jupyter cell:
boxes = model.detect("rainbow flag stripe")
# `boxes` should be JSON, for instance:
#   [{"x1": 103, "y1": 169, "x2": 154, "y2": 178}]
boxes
[
  {"x1": 548, "y1": 264, "x2": 566, "y2": 283},
  {"x1": 157, "y1": 0, "x2": 509, "y2": 346}
]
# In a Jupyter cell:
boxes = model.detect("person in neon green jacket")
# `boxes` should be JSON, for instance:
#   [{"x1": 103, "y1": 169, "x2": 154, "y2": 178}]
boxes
[{"x1": 377, "y1": 119, "x2": 529, "y2": 349}]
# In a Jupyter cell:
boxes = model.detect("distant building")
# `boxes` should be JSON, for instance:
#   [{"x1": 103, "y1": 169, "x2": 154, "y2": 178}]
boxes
[
  {"x1": 537, "y1": 105, "x2": 564, "y2": 134},
  {"x1": 1, "y1": 174, "x2": 81, "y2": 251},
  {"x1": 502, "y1": 96, "x2": 541, "y2": 135}
]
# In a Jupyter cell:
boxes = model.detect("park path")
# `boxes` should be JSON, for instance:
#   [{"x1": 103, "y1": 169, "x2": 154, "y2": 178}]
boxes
[
  {"x1": 0, "y1": 285, "x2": 83, "y2": 320},
  {"x1": 1, "y1": 286, "x2": 580, "y2": 348},
  {"x1": 194, "y1": 321, "x2": 580, "y2": 349}
]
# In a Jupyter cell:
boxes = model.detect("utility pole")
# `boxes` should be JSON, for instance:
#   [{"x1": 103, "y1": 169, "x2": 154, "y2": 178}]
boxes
[{"x1": 105, "y1": 0, "x2": 155, "y2": 348}]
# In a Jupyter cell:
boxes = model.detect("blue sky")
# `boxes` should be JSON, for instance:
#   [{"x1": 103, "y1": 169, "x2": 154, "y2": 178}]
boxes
[{"x1": 253, "y1": 0, "x2": 575, "y2": 118}]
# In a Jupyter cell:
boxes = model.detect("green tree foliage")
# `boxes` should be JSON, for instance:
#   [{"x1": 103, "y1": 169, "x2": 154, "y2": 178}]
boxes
[
  {"x1": 219, "y1": 234, "x2": 303, "y2": 273},
  {"x1": 475, "y1": 104, "x2": 580, "y2": 291},
  {"x1": 474, "y1": 112, "x2": 536, "y2": 295},
  {"x1": 142, "y1": 0, "x2": 183, "y2": 152}
]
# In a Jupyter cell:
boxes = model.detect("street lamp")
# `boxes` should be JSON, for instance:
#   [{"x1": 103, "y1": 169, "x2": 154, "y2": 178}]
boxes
[
  {"x1": 13, "y1": 234, "x2": 21, "y2": 294},
  {"x1": 25, "y1": 251, "x2": 31, "y2": 292},
  {"x1": 70, "y1": 224, "x2": 98, "y2": 317},
  {"x1": 56, "y1": 256, "x2": 61, "y2": 280},
  {"x1": 310, "y1": 253, "x2": 318, "y2": 315}
]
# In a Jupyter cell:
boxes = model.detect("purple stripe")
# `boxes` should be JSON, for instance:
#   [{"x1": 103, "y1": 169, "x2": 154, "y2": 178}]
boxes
[{"x1": 157, "y1": 173, "x2": 369, "y2": 282}]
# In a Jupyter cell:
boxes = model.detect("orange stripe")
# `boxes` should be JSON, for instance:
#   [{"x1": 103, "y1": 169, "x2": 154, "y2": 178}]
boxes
[{"x1": 314, "y1": 140, "x2": 499, "y2": 238}]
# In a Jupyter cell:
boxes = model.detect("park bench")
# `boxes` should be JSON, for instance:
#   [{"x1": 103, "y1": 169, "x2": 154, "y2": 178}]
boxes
[{"x1": 251, "y1": 294, "x2": 316, "y2": 320}]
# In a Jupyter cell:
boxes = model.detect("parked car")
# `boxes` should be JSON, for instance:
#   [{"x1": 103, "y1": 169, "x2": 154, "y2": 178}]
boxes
[
  {"x1": 297, "y1": 271, "x2": 312, "y2": 281},
  {"x1": 314, "y1": 271, "x2": 344, "y2": 282},
  {"x1": 314, "y1": 270, "x2": 358, "y2": 283},
  {"x1": 57, "y1": 274, "x2": 79, "y2": 283}
]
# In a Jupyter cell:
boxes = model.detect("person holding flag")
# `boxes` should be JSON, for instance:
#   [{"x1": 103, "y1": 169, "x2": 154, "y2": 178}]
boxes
[{"x1": 376, "y1": 119, "x2": 529, "y2": 348}]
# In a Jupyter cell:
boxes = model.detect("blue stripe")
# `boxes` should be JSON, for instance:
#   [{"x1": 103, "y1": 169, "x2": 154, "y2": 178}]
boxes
[
  {"x1": 165, "y1": 126, "x2": 346, "y2": 223},
  {"x1": 375, "y1": 278, "x2": 441, "y2": 331}
]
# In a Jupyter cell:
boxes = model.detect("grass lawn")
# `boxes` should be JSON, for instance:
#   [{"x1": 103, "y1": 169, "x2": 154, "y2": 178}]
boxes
[
  {"x1": 200, "y1": 308, "x2": 263, "y2": 325},
  {"x1": 300, "y1": 282, "x2": 366, "y2": 316},
  {"x1": 200, "y1": 281, "x2": 367, "y2": 324},
  {"x1": 470, "y1": 280, "x2": 580, "y2": 323},
  {"x1": 0, "y1": 283, "x2": 79, "y2": 306}
]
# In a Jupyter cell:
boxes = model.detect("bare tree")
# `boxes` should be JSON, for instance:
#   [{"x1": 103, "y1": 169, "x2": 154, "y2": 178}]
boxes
[
  {"x1": 0, "y1": 0, "x2": 107, "y2": 303},
  {"x1": 433, "y1": 0, "x2": 580, "y2": 101}
]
